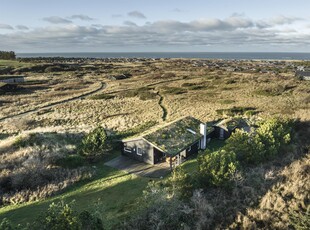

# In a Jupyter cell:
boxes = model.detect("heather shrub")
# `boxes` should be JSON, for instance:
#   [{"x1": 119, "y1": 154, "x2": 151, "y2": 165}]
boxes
[{"x1": 198, "y1": 149, "x2": 239, "y2": 187}]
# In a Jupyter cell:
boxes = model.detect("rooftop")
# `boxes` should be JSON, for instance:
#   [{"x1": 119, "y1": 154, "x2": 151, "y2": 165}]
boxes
[{"x1": 143, "y1": 116, "x2": 214, "y2": 156}]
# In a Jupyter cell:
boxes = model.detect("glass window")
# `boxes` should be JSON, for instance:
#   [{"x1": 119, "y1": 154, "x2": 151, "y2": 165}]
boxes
[
  {"x1": 137, "y1": 147, "x2": 143, "y2": 156},
  {"x1": 124, "y1": 147, "x2": 132, "y2": 153}
]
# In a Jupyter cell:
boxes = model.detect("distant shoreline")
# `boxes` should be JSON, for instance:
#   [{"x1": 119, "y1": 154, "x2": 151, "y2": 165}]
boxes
[{"x1": 16, "y1": 52, "x2": 310, "y2": 60}]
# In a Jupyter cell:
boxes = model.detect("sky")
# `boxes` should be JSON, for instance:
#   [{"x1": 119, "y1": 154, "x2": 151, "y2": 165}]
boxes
[{"x1": 0, "y1": 0, "x2": 310, "y2": 53}]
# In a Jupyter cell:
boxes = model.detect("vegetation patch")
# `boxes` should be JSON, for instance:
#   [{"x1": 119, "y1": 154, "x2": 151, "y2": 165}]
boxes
[
  {"x1": 254, "y1": 84, "x2": 296, "y2": 97},
  {"x1": 118, "y1": 87, "x2": 157, "y2": 100},
  {"x1": 216, "y1": 106, "x2": 258, "y2": 116},
  {"x1": 89, "y1": 93, "x2": 115, "y2": 100},
  {"x1": 161, "y1": 86, "x2": 187, "y2": 95}
]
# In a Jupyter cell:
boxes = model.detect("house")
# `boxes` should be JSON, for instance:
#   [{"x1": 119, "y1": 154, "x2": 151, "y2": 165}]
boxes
[
  {"x1": 295, "y1": 71, "x2": 310, "y2": 81},
  {"x1": 213, "y1": 118, "x2": 241, "y2": 140},
  {"x1": 0, "y1": 75, "x2": 25, "y2": 84},
  {"x1": 121, "y1": 116, "x2": 215, "y2": 169}
]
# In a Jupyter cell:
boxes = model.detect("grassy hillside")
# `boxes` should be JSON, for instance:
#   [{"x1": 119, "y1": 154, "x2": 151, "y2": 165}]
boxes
[{"x1": 0, "y1": 162, "x2": 149, "y2": 228}]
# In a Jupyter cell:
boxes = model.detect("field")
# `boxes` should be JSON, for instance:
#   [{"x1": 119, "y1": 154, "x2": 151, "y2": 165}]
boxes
[{"x1": 0, "y1": 58, "x2": 309, "y2": 228}]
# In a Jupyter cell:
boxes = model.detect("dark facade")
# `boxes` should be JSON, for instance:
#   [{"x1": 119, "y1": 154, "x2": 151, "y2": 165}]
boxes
[
  {"x1": 122, "y1": 139, "x2": 154, "y2": 165},
  {"x1": 122, "y1": 138, "x2": 202, "y2": 166},
  {"x1": 213, "y1": 126, "x2": 231, "y2": 139}
]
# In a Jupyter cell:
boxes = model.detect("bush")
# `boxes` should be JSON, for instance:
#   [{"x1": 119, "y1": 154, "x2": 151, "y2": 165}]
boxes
[
  {"x1": 78, "y1": 127, "x2": 107, "y2": 159},
  {"x1": 198, "y1": 149, "x2": 239, "y2": 187},
  {"x1": 35, "y1": 201, "x2": 79, "y2": 230},
  {"x1": 167, "y1": 167, "x2": 193, "y2": 199},
  {"x1": 225, "y1": 130, "x2": 265, "y2": 165},
  {"x1": 89, "y1": 94, "x2": 115, "y2": 100},
  {"x1": 224, "y1": 118, "x2": 293, "y2": 165},
  {"x1": 34, "y1": 201, "x2": 103, "y2": 230},
  {"x1": 0, "y1": 218, "x2": 13, "y2": 230}
]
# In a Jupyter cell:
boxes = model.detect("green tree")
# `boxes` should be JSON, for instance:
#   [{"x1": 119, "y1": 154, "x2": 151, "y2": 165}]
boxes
[
  {"x1": 198, "y1": 149, "x2": 239, "y2": 187},
  {"x1": 255, "y1": 117, "x2": 293, "y2": 159},
  {"x1": 167, "y1": 167, "x2": 193, "y2": 199},
  {"x1": 79, "y1": 126, "x2": 107, "y2": 159},
  {"x1": 225, "y1": 130, "x2": 265, "y2": 165},
  {"x1": 35, "y1": 201, "x2": 79, "y2": 230}
]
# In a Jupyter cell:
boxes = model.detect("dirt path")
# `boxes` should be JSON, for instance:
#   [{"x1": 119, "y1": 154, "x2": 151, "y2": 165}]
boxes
[
  {"x1": 156, "y1": 90, "x2": 168, "y2": 121},
  {"x1": 0, "y1": 82, "x2": 106, "y2": 122}
]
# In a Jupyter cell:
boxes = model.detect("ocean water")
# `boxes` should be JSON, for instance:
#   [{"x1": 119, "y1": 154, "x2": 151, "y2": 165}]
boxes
[{"x1": 17, "y1": 52, "x2": 310, "y2": 60}]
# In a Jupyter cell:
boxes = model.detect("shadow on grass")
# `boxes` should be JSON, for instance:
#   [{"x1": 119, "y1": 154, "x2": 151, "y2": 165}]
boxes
[{"x1": 0, "y1": 166, "x2": 149, "y2": 228}]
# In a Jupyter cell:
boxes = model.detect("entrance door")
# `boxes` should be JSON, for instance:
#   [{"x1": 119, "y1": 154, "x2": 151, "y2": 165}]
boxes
[{"x1": 219, "y1": 128, "x2": 225, "y2": 139}]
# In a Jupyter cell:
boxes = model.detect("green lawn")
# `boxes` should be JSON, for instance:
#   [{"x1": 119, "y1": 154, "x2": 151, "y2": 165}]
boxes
[{"x1": 0, "y1": 161, "x2": 150, "y2": 228}]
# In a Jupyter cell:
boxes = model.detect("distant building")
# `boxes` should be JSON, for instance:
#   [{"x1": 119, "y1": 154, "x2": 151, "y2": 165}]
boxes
[
  {"x1": 295, "y1": 71, "x2": 310, "y2": 81},
  {"x1": 0, "y1": 75, "x2": 25, "y2": 83}
]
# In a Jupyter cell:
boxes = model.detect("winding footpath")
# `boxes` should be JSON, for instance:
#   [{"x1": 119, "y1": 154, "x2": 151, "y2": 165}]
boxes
[{"x1": 0, "y1": 82, "x2": 106, "y2": 122}]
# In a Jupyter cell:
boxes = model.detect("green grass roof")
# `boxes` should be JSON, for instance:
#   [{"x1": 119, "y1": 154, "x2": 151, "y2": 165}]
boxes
[{"x1": 143, "y1": 116, "x2": 210, "y2": 156}]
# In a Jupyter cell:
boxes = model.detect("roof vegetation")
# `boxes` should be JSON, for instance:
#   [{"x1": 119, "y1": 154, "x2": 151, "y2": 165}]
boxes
[{"x1": 143, "y1": 116, "x2": 212, "y2": 156}]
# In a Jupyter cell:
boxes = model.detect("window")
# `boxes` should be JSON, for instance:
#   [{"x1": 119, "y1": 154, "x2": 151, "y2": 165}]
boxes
[
  {"x1": 137, "y1": 147, "x2": 143, "y2": 156},
  {"x1": 124, "y1": 147, "x2": 132, "y2": 153}
]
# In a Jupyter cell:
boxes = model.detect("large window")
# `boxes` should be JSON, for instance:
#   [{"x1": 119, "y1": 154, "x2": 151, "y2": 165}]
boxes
[
  {"x1": 124, "y1": 147, "x2": 132, "y2": 153},
  {"x1": 137, "y1": 147, "x2": 143, "y2": 156}
]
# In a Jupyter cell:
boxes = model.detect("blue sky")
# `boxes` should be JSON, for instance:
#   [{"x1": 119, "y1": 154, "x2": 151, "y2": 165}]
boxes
[{"x1": 0, "y1": 0, "x2": 310, "y2": 52}]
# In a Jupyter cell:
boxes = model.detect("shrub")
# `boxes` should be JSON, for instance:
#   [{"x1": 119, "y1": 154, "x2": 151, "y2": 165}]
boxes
[
  {"x1": 34, "y1": 201, "x2": 103, "y2": 230},
  {"x1": 167, "y1": 167, "x2": 193, "y2": 199},
  {"x1": 255, "y1": 117, "x2": 293, "y2": 159},
  {"x1": 0, "y1": 218, "x2": 13, "y2": 230},
  {"x1": 224, "y1": 118, "x2": 293, "y2": 165},
  {"x1": 35, "y1": 201, "x2": 79, "y2": 230},
  {"x1": 225, "y1": 130, "x2": 265, "y2": 165},
  {"x1": 198, "y1": 149, "x2": 239, "y2": 187},
  {"x1": 89, "y1": 94, "x2": 115, "y2": 100},
  {"x1": 78, "y1": 127, "x2": 107, "y2": 159}
]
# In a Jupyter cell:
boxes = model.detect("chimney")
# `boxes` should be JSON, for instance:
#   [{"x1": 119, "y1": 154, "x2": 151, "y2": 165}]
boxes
[{"x1": 200, "y1": 123, "x2": 207, "y2": 150}]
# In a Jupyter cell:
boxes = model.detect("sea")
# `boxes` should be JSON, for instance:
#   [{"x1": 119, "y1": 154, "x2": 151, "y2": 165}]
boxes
[{"x1": 16, "y1": 52, "x2": 310, "y2": 60}]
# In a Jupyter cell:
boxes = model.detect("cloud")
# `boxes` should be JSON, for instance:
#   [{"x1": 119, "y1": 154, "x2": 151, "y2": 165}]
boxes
[
  {"x1": 16, "y1": 25, "x2": 29, "y2": 30},
  {"x1": 43, "y1": 16, "x2": 72, "y2": 24},
  {"x1": 69, "y1": 14, "x2": 94, "y2": 21},
  {"x1": 123, "y1": 21, "x2": 137, "y2": 26},
  {"x1": 128, "y1": 11, "x2": 146, "y2": 19},
  {"x1": 0, "y1": 24, "x2": 14, "y2": 30},
  {"x1": 0, "y1": 15, "x2": 309, "y2": 52}
]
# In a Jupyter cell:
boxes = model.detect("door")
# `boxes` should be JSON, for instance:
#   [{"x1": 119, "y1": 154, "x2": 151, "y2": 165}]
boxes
[{"x1": 219, "y1": 128, "x2": 225, "y2": 139}]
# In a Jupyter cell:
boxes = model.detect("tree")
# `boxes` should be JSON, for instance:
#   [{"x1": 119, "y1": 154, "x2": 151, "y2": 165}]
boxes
[
  {"x1": 167, "y1": 167, "x2": 193, "y2": 199},
  {"x1": 0, "y1": 51, "x2": 16, "y2": 60},
  {"x1": 225, "y1": 130, "x2": 265, "y2": 165},
  {"x1": 198, "y1": 149, "x2": 239, "y2": 187},
  {"x1": 35, "y1": 201, "x2": 79, "y2": 230},
  {"x1": 78, "y1": 126, "x2": 107, "y2": 159}
]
